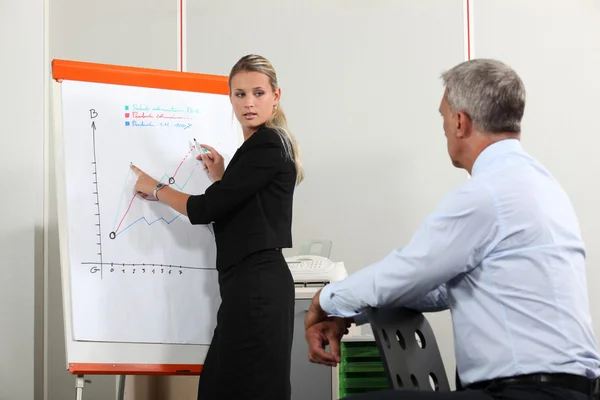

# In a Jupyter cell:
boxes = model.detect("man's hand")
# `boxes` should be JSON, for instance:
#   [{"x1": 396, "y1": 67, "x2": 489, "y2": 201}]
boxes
[
  {"x1": 304, "y1": 289, "x2": 328, "y2": 330},
  {"x1": 305, "y1": 318, "x2": 350, "y2": 366}
]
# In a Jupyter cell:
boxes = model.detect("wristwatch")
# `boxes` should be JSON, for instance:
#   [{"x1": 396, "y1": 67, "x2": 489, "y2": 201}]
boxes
[{"x1": 153, "y1": 182, "x2": 167, "y2": 200}]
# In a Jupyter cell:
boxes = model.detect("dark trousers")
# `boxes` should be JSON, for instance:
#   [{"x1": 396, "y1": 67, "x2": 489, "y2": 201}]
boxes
[{"x1": 345, "y1": 385, "x2": 591, "y2": 399}]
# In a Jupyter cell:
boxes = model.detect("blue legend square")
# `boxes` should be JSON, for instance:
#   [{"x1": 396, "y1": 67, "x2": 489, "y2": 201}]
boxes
[{"x1": 125, "y1": 121, "x2": 130, "y2": 126}]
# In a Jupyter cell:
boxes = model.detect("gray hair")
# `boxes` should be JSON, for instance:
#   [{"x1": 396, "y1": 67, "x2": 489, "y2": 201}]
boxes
[{"x1": 441, "y1": 59, "x2": 526, "y2": 133}]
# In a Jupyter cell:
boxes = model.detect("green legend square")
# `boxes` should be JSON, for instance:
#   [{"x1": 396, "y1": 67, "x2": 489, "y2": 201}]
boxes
[{"x1": 125, "y1": 106, "x2": 129, "y2": 110}]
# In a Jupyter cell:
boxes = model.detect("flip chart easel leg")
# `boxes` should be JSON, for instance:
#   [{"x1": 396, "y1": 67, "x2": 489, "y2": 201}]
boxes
[
  {"x1": 75, "y1": 374, "x2": 90, "y2": 400},
  {"x1": 117, "y1": 375, "x2": 126, "y2": 400}
]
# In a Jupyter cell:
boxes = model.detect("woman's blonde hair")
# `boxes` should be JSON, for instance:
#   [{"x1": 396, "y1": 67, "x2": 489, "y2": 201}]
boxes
[{"x1": 228, "y1": 54, "x2": 304, "y2": 184}]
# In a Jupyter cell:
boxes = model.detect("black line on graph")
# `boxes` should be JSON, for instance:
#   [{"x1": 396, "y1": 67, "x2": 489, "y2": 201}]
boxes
[
  {"x1": 81, "y1": 262, "x2": 216, "y2": 271},
  {"x1": 91, "y1": 117, "x2": 103, "y2": 279}
]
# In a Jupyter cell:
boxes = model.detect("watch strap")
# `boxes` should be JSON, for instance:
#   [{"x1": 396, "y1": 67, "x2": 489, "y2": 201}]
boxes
[{"x1": 153, "y1": 183, "x2": 166, "y2": 200}]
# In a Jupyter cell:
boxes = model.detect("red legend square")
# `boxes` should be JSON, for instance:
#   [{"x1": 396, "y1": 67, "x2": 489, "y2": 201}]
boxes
[{"x1": 125, "y1": 113, "x2": 130, "y2": 118}]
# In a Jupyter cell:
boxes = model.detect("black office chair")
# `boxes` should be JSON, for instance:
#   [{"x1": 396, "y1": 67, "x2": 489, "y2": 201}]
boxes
[{"x1": 367, "y1": 307, "x2": 451, "y2": 392}]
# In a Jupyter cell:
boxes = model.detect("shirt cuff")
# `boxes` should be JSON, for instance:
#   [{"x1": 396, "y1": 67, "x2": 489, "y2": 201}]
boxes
[
  {"x1": 319, "y1": 283, "x2": 364, "y2": 318},
  {"x1": 319, "y1": 283, "x2": 341, "y2": 317}
]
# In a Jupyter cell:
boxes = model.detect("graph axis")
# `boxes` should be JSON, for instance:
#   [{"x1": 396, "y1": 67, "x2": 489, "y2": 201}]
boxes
[
  {"x1": 81, "y1": 262, "x2": 216, "y2": 276},
  {"x1": 90, "y1": 111, "x2": 104, "y2": 279}
]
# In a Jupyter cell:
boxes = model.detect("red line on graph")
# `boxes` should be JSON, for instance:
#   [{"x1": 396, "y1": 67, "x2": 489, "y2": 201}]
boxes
[
  {"x1": 113, "y1": 146, "x2": 197, "y2": 234},
  {"x1": 115, "y1": 194, "x2": 137, "y2": 233},
  {"x1": 172, "y1": 147, "x2": 195, "y2": 179}
]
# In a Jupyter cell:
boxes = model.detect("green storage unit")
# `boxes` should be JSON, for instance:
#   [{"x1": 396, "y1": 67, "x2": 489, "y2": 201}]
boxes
[{"x1": 338, "y1": 341, "x2": 389, "y2": 397}]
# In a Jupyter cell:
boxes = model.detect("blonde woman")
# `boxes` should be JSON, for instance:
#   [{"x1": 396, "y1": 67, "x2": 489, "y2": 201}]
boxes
[{"x1": 131, "y1": 54, "x2": 303, "y2": 399}]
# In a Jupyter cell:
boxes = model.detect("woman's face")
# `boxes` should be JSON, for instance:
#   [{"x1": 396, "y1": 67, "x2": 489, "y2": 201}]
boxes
[{"x1": 230, "y1": 71, "x2": 280, "y2": 133}]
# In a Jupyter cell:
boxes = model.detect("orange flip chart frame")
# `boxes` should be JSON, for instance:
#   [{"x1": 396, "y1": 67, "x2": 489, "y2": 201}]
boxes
[{"x1": 52, "y1": 59, "x2": 230, "y2": 95}]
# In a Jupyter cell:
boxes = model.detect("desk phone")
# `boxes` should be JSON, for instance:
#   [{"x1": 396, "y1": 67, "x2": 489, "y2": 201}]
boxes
[{"x1": 286, "y1": 255, "x2": 348, "y2": 284}]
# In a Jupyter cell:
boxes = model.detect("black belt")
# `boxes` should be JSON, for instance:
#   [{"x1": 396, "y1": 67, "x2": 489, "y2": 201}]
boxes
[{"x1": 467, "y1": 373, "x2": 600, "y2": 397}]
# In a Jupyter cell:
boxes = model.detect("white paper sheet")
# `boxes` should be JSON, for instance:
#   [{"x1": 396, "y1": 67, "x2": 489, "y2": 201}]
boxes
[{"x1": 60, "y1": 80, "x2": 240, "y2": 344}]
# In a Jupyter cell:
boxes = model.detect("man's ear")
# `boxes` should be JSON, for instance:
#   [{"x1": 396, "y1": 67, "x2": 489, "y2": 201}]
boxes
[{"x1": 456, "y1": 111, "x2": 473, "y2": 138}]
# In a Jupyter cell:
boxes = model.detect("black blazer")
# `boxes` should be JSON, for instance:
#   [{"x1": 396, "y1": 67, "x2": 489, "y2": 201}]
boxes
[{"x1": 186, "y1": 126, "x2": 296, "y2": 268}]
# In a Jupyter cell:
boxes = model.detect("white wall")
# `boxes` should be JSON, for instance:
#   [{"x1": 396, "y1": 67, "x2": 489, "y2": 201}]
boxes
[
  {"x1": 0, "y1": 1, "x2": 45, "y2": 400},
  {"x1": 186, "y1": 0, "x2": 467, "y2": 269},
  {"x1": 473, "y1": 0, "x2": 600, "y2": 344}
]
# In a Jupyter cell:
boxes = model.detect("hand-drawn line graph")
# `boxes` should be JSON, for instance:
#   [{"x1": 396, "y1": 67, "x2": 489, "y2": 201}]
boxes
[
  {"x1": 109, "y1": 146, "x2": 214, "y2": 240},
  {"x1": 81, "y1": 108, "x2": 217, "y2": 279}
]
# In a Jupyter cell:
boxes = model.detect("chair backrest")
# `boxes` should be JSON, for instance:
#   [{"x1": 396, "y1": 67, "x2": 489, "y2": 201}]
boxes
[{"x1": 367, "y1": 307, "x2": 450, "y2": 392}]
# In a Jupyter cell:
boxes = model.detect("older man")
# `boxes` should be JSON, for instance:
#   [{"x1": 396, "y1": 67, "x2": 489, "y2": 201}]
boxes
[{"x1": 305, "y1": 59, "x2": 600, "y2": 399}]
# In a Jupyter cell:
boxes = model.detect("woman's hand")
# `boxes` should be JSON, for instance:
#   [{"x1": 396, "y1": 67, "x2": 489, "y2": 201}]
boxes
[
  {"x1": 197, "y1": 144, "x2": 224, "y2": 181},
  {"x1": 130, "y1": 164, "x2": 159, "y2": 199}
]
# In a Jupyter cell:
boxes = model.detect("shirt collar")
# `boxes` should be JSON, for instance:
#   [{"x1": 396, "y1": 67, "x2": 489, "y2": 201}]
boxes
[{"x1": 471, "y1": 138, "x2": 523, "y2": 176}]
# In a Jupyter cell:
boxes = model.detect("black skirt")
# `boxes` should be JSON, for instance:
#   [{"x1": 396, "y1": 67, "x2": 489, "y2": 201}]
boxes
[{"x1": 197, "y1": 249, "x2": 295, "y2": 400}]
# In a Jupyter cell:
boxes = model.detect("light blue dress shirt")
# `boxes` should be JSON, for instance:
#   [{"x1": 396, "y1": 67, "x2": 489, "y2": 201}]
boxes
[{"x1": 320, "y1": 139, "x2": 600, "y2": 386}]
